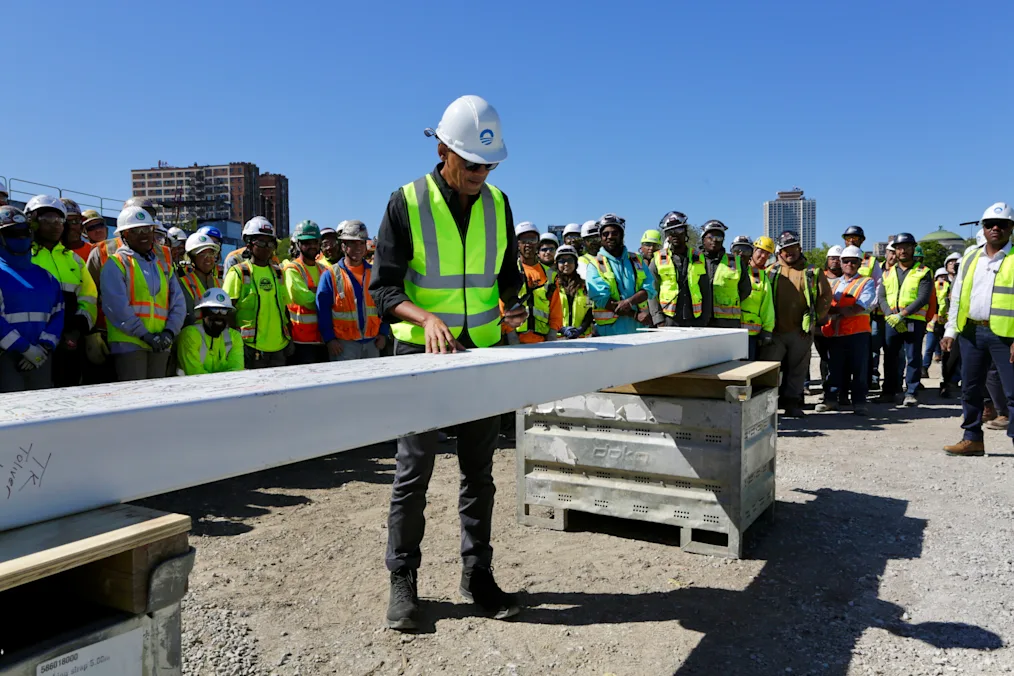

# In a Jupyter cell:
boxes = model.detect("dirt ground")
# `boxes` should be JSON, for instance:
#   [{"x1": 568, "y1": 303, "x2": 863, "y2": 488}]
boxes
[{"x1": 139, "y1": 359, "x2": 1014, "y2": 675}]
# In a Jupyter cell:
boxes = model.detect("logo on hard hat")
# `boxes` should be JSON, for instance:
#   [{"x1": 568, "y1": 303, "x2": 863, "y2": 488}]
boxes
[
  {"x1": 216, "y1": 292, "x2": 226, "y2": 302},
  {"x1": 12, "y1": 214, "x2": 26, "y2": 223},
  {"x1": 996, "y1": 206, "x2": 1004, "y2": 214},
  {"x1": 479, "y1": 129, "x2": 494, "y2": 146},
  {"x1": 259, "y1": 225, "x2": 271, "y2": 233},
  {"x1": 136, "y1": 211, "x2": 145, "y2": 220}
]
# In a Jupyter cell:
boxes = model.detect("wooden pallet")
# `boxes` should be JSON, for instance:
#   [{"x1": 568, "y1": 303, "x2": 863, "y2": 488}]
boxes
[{"x1": 600, "y1": 359, "x2": 780, "y2": 400}]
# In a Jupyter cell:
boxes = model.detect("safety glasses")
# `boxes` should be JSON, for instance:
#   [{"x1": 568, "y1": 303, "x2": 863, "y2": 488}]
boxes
[
  {"x1": 464, "y1": 160, "x2": 498, "y2": 172},
  {"x1": 539, "y1": 246, "x2": 556, "y2": 253},
  {"x1": 35, "y1": 213, "x2": 64, "y2": 225},
  {"x1": 983, "y1": 220, "x2": 1013, "y2": 231},
  {"x1": 203, "y1": 308, "x2": 230, "y2": 317}
]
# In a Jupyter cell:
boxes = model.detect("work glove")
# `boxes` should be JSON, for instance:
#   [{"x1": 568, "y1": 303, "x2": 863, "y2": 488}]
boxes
[
  {"x1": 84, "y1": 333, "x2": 110, "y2": 364},
  {"x1": 19, "y1": 344, "x2": 49, "y2": 371},
  {"x1": 155, "y1": 330, "x2": 175, "y2": 352},
  {"x1": 561, "y1": 326, "x2": 581, "y2": 339},
  {"x1": 886, "y1": 314, "x2": 907, "y2": 332},
  {"x1": 757, "y1": 331, "x2": 774, "y2": 347},
  {"x1": 141, "y1": 332, "x2": 161, "y2": 350}
]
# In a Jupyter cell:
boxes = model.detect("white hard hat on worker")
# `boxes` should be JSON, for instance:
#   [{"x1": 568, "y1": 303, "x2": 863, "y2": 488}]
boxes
[
  {"x1": 840, "y1": 245, "x2": 863, "y2": 260},
  {"x1": 243, "y1": 216, "x2": 275, "y2": 239},
  {"x1": 426, "y1": 95, "x2": 507, "y2": 166},
  {"x1": 117, "y1": 205, "x2": 159, "y2": 231}
]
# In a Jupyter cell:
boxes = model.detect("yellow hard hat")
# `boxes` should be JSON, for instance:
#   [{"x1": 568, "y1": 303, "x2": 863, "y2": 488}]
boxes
[
  {"x1": 641, "y1": 229, "x2": 662, "y2": 246},
  {"x1": 753, "y1": 236, "x2": 775, "y2": 254}
]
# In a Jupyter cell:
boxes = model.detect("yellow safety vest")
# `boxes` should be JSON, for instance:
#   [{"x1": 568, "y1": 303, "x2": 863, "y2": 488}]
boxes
[
  {"x1": 591, "y1": 251, "x2": 646, "y2": 325},
  {"x1": 559, "y1": 285, "x2": 593, "y2": 337},
  {"x1": 107, "y1": 251, "x2": 169, "y2": 348},
  {"x1": 935, "y1": 279, "x2": 951, "y2": 323},
  {"x1": 32, "y1": 242, "x2": 98, "y2": 329},
  {"x1": 653, "y1": 249, "x2": 704, "y2": 318},
  {"x1": 515, "y1": 261, "x2": 556, "y2": 336},
  {"x1": 391, "y1": 174, "x2": 507, "y2": 348},
  {"x1": 741, "y1": 267, "x2": 773, "y2": 336},
  {"x1": 232, "y1": 260, "x2": 290, "y2": 346},
  {"x1": 883, "y1": 263, "x2": 931, "y2": 321},
  {"x1": 769, "y1": 264, "x2": 819, "y2": 333},
  {"x1": 705, "y1": 252, "x2": 743, "y2": 320},
  {"x1": 858, "y1": 254, "x2": 877, "y2": 278},
  {"x1": 956, "y1": 246, "x2": 1014, "y2": 337}
]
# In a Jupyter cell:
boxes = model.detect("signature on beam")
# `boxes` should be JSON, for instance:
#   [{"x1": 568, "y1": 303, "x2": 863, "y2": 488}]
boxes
[{"x1": 2, "y1": 444, "x2": 52, "y2": 500}]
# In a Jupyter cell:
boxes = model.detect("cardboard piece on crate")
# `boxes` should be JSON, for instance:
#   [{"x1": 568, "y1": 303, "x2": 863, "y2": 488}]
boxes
[{"x1": 601, "y1": 360, "x2": 780, "y2": 399}]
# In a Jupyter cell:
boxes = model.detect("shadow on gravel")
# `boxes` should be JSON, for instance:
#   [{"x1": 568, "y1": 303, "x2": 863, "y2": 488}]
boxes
[
  {"x1": 438, "y1": 488, "x2": 1003, "y2": 675},
  {"x1": 135, "y1": 442, "x2": 394, "y2": 536},
  {"x1": 780, "y1": 399, "x2": 962, "y2": 434}
]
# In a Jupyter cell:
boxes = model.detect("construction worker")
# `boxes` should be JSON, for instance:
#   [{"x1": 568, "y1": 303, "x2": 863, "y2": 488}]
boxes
[
  {"x1": 942, "y1": 203, "x2": 1014, "y2": 457},
  {"x1": 816, "y1": 245, "x2": 844, "y2": 396},
  {"x1": 586, "y1": 213, "x2": 656, "y2": 335},
  {"x1": 82, "y1": 210, "x2": 108, "y2": 244},
  {"x1": 939, "y1": 252, "x2": 963, "y2": 397},
  {"x1": 878, "y1": 232, "x2": 932, "y2": 407},
  {"x1": 554, "y1": 245, "x2": 593, "y2": 338},
  {"x1": 914, "y1": 245, "x2": 924, "y2": 265},
  {"x1": 283, "y1": 220, "x2": 329, "y2": 364},
  {"x1": 100, "y1": 206, "x2": 186, "y2": 381},
  {"x1": 197, "y1": 224, "x2": 223, "y2": 245},
  {"x1": 883, "y1": 241, "x2": 897, "y2": 271},
  {"x1": 842, "y1": 226, "x2": 883, "y2": 288},
  {"x1": 176, "y1": 288, "x2": 243, "y2": 375},
  {"x1": 60, "y1": 198, "x2": 94, "y2": 262},
  {"x1": 817, "y1": 246, "x2": 875, "y2": 416},
  {"x1": 735, "y1": 238, "x2": 774, "y2": 359},
  {"x1": 922, "y1": 267, "x2": 951, "y2": 377},
  {"x1": 825, "y1": 245, "x2": 843, "y2": 281},
  {"x1": 0, "y1": 179, "x2": 7, "y2": 206},
  {"x1": 86, "y1": 197, "x2": 172, "y2": 291},
  {"x1": 945, "y1": 251, "x2": 960, "y2": 279},
  {"x1": 179, "y1": 233, "x2": 221, "y2": 326},
  {"x1": 577, "y1": 219, "x2": 601, "y2": 279},
  {"x1": 538, "y1": 232, "x2": 558, "y2": 268},
  {"x1": 562, "y1": 223, "x2": 583, "y2": 254},
  {"x1": 223, "y1": 217, "x2": 280, "y2": 274},
  {"x1": 505, "y1": 222, "x2": 562, "y2": 343},
  {"x1": 0, "y1": 206, "x2": 64, "y2": 391},
  {"x1": 316, "y1": 220, "x2": 387, "y2": 360},
  {"x1": 640, "y1": 229, "x2": 662, "y2": 259},
  {"x1": 369, "y1": 95, "x2": 525, "y2": 630},
  {"x1": 648, "y1": 211, "x2": 695, "y2": 328},
  {"x1": 752, "y1": 236, "x2": 776, "y2": 270},
  {"x1": 319, "y1": 225, "x2": 342, "y2": 265},
  {"x1": 26, "y1": 195, "x2": 98, "y2": 388},
  {"x1": 166, "y1": 227, "x2": 188, "y2": 266},
  {"x1": 223, "y1": 217, "x2": 290, "y2": 369},
  {"x1": 760, "y1": 231, "x2": 833, "y2": 418},
  {"x1": 692, "y1": 220, "x2": 751, "y2": 329},
  {"x1": 869, "y1": 240, "x2": 898, "y2": 391}
]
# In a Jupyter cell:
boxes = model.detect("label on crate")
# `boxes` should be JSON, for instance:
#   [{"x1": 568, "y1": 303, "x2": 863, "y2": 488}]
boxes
[{"x1": 36, "y1": 628, "x2": 142, "y2": 676}]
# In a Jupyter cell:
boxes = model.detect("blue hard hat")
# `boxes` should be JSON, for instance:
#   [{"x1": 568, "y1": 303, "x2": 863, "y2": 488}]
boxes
[{"x1": 197, "y1": 225, "x2": 223, "y2": 241}]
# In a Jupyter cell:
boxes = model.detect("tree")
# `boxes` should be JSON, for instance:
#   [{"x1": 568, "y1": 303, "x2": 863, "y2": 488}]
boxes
[
  {"x1": 805, "y1": 242, "x2": 832, "y2": 269},
  {"x1": 918, "y1": 240, "x2": 948, "y2": 273},
  {"x1": 275, "y1": 237, "x2": 292, "y2": 262}
]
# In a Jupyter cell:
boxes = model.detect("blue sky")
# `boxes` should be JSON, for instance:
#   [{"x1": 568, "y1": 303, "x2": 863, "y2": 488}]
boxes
[{"x1": 5, "y1": 0, "x2": 1012, "y2": 247}]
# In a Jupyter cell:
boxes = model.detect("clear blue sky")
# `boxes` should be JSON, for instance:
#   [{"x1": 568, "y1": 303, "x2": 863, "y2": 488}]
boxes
[{"x1": 5, "y1": 0, "x2": 1012, "y2": 246}]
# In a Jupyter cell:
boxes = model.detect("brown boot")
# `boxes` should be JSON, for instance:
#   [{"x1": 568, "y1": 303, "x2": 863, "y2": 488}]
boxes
[
  {"x1": 983, "y1": 402, "x2": 998, "y2": 422},
  {"x1": 986, "y1": 415, "x2": 1010, "y2": 430},
  {"x1": 943, "y1": 440, "x2": 985, "y2": 457}
]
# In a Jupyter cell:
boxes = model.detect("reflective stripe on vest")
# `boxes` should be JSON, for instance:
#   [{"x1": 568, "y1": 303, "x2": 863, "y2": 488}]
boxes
[
  {"x1": 935, "y1": 279, "x2": 951, "y2": 323},
  {"x1": 883, "y1": 263, "x2": 931, "y2": 321},
  {"x1": 653, "y1": 249, "x2": 704, "y2": 318},
  {"x1": 391, "y1": 174, "x2": 507, "y2": 347},
  {"x1": 100, "y1": 237, "x2": 172, "y2": 276},
  {"x1": 592, "y1": 251, "x2": 646, "y2": 325},
  {"x1": 560, "y1": 285, "x2": 593, "y2": 337},
  {"x1": 857, "y1": 254, "x2": 876, "y2": 278},
  {"x1": 285, "y1": 258, "x2": 327, "y2": 344},
  {"x1": 516, "y1": 261, "x2": 556, "y2": 335},
  {"x1": 331, "y1": 261, "x2": 381, "y2": 340},
  {"x1": 740, "y1": 268, "x2": 768, "y2": 335},
  {"x1": 107, "y1": 251, "x2": 169, "y2": 348},
  {"x1": 822, "y1": 276, "x2": 872, "y2": 337},
  {"x1": 237, "y1": 261, "x2": 289, "y2": 344},
  {"x1": 708, "y1": 252, "x2": 742, "y2": 319},
  {"x1": 956, "y1": 246, "x2": 1014, "y2": 337}
]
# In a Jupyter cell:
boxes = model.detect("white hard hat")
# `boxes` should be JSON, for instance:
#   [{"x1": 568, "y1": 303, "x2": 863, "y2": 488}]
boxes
[
  {"x1": 563, "y1": 223, "x2": 582, "y2": 237},
  {"x1": 555, "y1": 244, "x2": 579, "y2": 261},
  {"x1": 0, "y1": 179, "x2": 6, "y2": 195},
  {"x1": 243, "y1": 216, "x2": 275, "y2": 238},
  {"x1": 945, "y1": 252, "x2": 961, "y2": 264},
  {"x1": 25, "y1": 195, "x2": 67, "y2": 217},
  {"x1": 425, "y1": 95, "x2": 507, "y2": 165},
  {"x1": 185, "y1": 232, "x2": 220, "y2": 256},
  {"x1": 194, "y1": 287, "x2": 234, "y2": 311},
  {"x1": 826, "y1": 245, "x2": 844, "y2": 258},
  {"x1": 580, "y1": 220, "x2": 600, "y2": 238},
  {"x1": 319, "y1": 225, "x2": 337, "y2": 236},
  {"x1": 981, "y1": 202, "x2": 1014, "y2": 224},
  {"x1": 515, "y1": 221, "x2": 539, "y2": 237},
  {"x1": 540, "y1": 232, "x2": 559, "y2": 246},
  {"x1": 886, "y1": 241, "x2": 896, "y2": 252},
  {"x1": 976, "y1": 228, "x2": 986, "y2": 247},
  {"x1": 840, "y1": 245, "x2": 863, "y2": 259},
  {"x1": 338, "y1": 219, "x2": 368, "y2": 241},
  {"x1": 934, "y1": 267, "x2": 948, "y2": 278},
  {"x1": 117, "y1": 205, "x2": 159, "y2": 231},
  {"x1": 166, "y1": 227, "x2": 188, "y2": 245}
]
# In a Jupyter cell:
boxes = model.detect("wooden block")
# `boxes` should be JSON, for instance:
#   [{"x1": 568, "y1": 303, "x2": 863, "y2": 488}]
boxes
[
  {"x1": 0, "y1": 504, "x2": 191, "y2": 593},
  {"x1": 601, "y1": 360, "x2": 780, "y2": 398}
]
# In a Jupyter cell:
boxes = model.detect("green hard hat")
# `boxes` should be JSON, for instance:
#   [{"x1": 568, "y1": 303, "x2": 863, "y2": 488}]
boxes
[
  {"x1": 293, "y1": 219, "x2": 321, "y2": 241},
  {"x1": 641, "y1": 229, "x2": 662, "y2": 246},
  {"x1": 914, "y1": 245, "x2": 924, "y2": 258}
]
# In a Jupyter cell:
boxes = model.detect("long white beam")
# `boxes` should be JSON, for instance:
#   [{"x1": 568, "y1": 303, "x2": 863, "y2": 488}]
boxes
[{"x1": 0, "y1": 328, "x2": 745, "y2": 532}]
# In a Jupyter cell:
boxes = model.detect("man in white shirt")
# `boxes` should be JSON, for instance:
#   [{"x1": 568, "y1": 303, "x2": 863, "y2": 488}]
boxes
[{"x1": 942, "y1": 202, "x2": 1014, "y2": 456}]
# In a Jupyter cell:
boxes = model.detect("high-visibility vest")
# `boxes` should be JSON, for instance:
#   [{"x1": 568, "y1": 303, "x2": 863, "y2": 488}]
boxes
[
  {"x1": 179, "y1": 266, "x2": 218, "y2": 302},
  {"x1": 106, "y1": 251, "x2": 169, "y2": 349},
  {"x1": 821, "y1": 276, "x2": 873, "y2": 337},
  {"x1": 331, "y1": 261, "x2": 381, "y2": 341},
  {"x1": 704, "y1": 252, "x2": 742, "y2": 320},
  {"x1": 98, "y1": 237, "x2": 172, "y2": 276},
  {"x1": 390, "y1": 174, "x2": 507, "y2": 348},
  {"x1": 883, "y1": 263, "x2": 931, "y2": 321},
  {"x1": 858, "y1": 254, "x2": 877, "y2": 278},
  {"x1": 515, "y1": 260, "x2": 556, "y2": 336},
  {"x1": 741, "y1": 267, "x2": 773, "y2": 336},
  {"x1": 283, "y1": 258, "x2": 328, "y2": 344},
  {"x1": 233, "y1": 260, "x2": 290, "y2": 345},
  {"x1": 653, "y1": 249, "x2": 704, "y2": 318},
  {"x1": 32, "y1": 242, "x2": 98, "y2": 330},
  {"x1": 591, "y1": 251, "x2": 646, "y2": 325},
  {"x1": 935, "y1": 278, "x2": 951, "y2": 323},
  {"x1": 559, "y1": 285, "x2": 593, "y2": 337},
  {"x1": 176, "y1": 324, "x2": 242, "y2": 375},
  {"x1": 770, "y1": 264, "x2": 820, "y2": 333},
  {"x1": 956, "y1": 246, "x2": 1014, "y2": 337}
]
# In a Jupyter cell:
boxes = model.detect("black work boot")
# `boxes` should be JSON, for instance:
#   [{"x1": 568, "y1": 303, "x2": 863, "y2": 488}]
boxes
[
  {"x1": 386, "y1": 569, "x2": 420, "y2": 630},
  {"x1": 460, "y1": 566, "x2": 521, "y2": 620}
]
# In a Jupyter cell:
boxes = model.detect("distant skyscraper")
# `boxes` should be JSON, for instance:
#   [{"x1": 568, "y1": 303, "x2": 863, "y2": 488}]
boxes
[{"x1": 763, "y1": 188, "x2": 816, "y2": 252}]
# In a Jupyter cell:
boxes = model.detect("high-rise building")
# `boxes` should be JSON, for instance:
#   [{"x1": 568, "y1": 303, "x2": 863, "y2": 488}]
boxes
[
  {"x1": 763, "y1": 188, "x2": 817, "y2": 252},
  {"x1": 130, "y1": 161, "x2": 260, "y2": 229},
  {"x1": 546, "y1": 224, "x2": 566, "y2": 239},
  {"x1": 258, "y1": 173, "x2": 290, "y2": 239}
]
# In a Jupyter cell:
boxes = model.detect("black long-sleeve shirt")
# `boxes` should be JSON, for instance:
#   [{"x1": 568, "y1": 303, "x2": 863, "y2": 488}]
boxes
[{"x1": 370, "y1": 164, "x2": 521, "y2": 347}]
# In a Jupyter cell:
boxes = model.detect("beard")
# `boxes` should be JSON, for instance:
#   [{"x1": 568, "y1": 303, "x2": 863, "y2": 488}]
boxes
[{"x1": 204, "y1": 318, "x2": 228, "y2": 337}]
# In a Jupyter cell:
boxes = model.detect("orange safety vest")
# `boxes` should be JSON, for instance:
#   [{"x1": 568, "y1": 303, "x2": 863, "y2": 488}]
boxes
[
  {"x1": 106, "y1": 251, "x2": 170, "y2": 348},
  {"x1": 285, "y1": 258, "x2": 328, "y2": 344},
  {"x1": 822, "y1": 276, "x2": 872, "y2": 337},
  {"x1": 331, "y1": 262, "x2": 381, "y2": 341},
  {"x1": 180, "y1": 267, "x2": 218, "y2": 301},
  {"x1": 99, "y1": 237, "x2": 172, "y2": 276}
]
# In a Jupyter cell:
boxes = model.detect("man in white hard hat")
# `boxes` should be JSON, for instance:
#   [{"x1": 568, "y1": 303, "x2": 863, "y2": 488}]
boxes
[
  {"x1": 942, "y1": 203, "x2": 1014, "y2": 456},
  {"x1": 576, "y1": 219, "x2": 601, "y2": 280},
  {"x1": 176, "y1": 288, "x2": 244, "y2": 375},
  {"x1": 922, "y1": 267, "x2": 951, "y2": 379},
  {"x1": 369, "y1": 95, "x2": 526, "y2": 630},
  {"x1": 538, "y1": 232, "x2": 558, "y2": 268},
  {"x1": 585, "y1": 213, "x2": 656, "y2": 335},
  {"x1": 939, "y1": 252, "x2": 964, "y2": 397},
  {"x1": 815, "y1": 244, "x2": 845, "y2": 397},
  {"x1": 100, "y1": 206, "x2": 187, "y2": 381},
  {"x1": 825, "y1": 245, "x2": 843, "y2": 282},
  {"x1": 562, "y1": 223, "x2": 583, "y2": 254}
]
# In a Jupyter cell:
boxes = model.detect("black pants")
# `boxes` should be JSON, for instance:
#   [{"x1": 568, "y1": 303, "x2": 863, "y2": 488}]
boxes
[
  {"x1": 386, "y1": 340, "x2": 499, "y2": 573},
  {"x1": 289, "y1": 343, "x2": 327, "y2": 365},
  {"x1": 51, "y1": 344, "x2": 83, "y2": 388},
  {"x1": 942, "y1": 334, "x2": 961, "y2": 389},
  {"x1": 959, "y1": 324, "x2": 1014, "y2": 443},
  {"x1": 243, "y1": 347, "x2": 286, "y2": 369},
  {"x1": 814, "y1": 334, "x2": 832, "y2": 395}
]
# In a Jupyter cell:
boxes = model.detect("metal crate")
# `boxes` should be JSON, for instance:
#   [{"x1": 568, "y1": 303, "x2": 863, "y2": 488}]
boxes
[{"x1": 517, "y1": 385, "x2": 777, "y2": 558}]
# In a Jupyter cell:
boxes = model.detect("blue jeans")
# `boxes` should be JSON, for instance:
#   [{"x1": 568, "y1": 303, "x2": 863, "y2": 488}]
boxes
[
  {"x1": 959, "y1": 324, "x2": 1014, "y2": 443},
  {"x1": 884, "y1": 321, "x2": 926, "y2": 396},
  {"x1": 829, "y1": 333, "x2": 871, "y2": 405},
  {"x1": 923, "y1": 324, "x2": 943, "y2": 370}
]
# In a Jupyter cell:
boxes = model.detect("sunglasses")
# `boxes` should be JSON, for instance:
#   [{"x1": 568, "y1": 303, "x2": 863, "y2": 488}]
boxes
[
  {"x1": 539, "y1": 246, "x2": 556, "y2": 252},
  {"x1": 250, "y1": 238, "x2": 275, "y2": 248},
  {"x1": 841, "y1": 259, "x2": 861, "y2": 265},
  {"x1": 463, "y1": 160, "x2": 498, "y2": 172},
  {"x1": 84, "y1": 222, "x2": 106, "y2": 231},
  {"x1": 35, "y1": 213, "x2": 64, "y2": 225},
  {"x1": 983, "y1": 221, "x2": 1013, "y2": 231},
  {"x1": 203, "y1": 308, "x2": 230, "y2": 317}
]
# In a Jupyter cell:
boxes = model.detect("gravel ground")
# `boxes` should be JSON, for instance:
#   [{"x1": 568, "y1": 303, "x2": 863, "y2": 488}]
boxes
[{"x1": 138, "y1": 359, "x2": 1014, "y2": 675}]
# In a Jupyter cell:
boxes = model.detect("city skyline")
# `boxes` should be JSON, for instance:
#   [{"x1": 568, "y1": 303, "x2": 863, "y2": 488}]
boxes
[{"x1": 763, "y1": 189, "x2": 817, "y2": 252}]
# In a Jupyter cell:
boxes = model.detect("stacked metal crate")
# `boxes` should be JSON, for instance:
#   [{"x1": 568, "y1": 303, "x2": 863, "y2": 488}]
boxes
[{"x1": 516, "y1": 361, "x2": 778, "y2": 558}]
